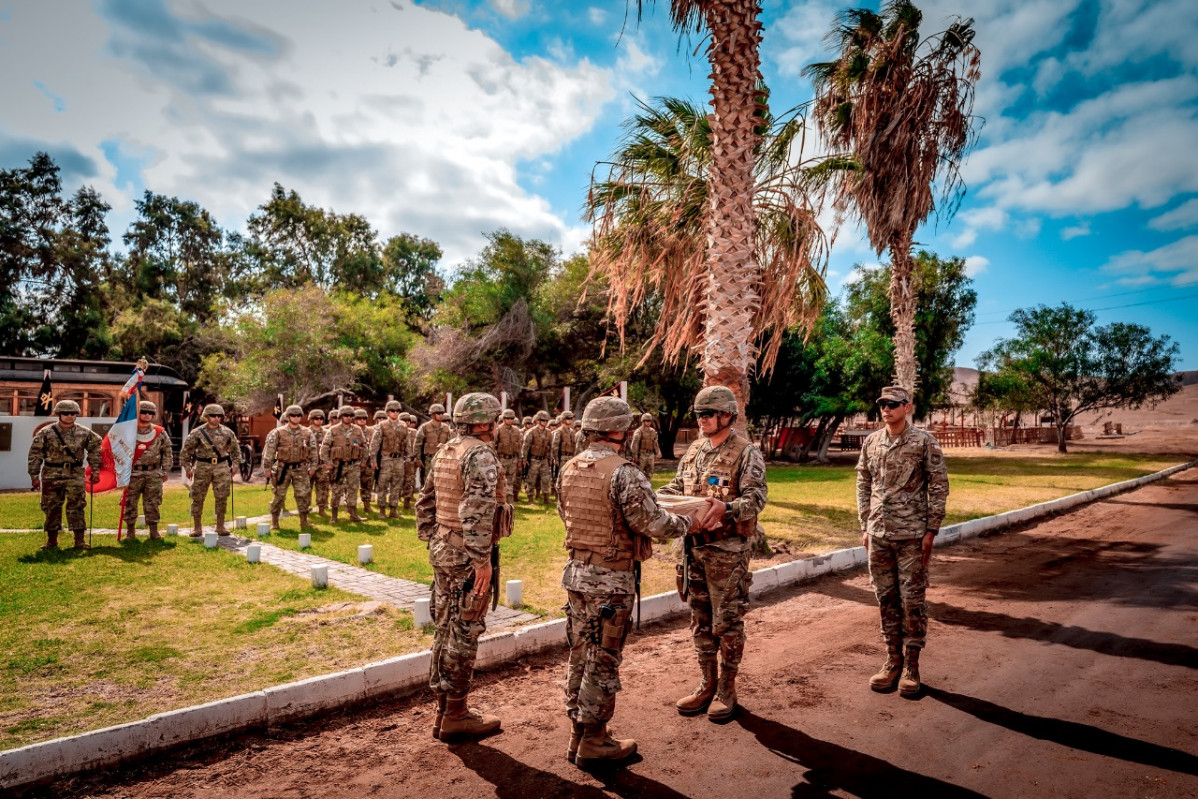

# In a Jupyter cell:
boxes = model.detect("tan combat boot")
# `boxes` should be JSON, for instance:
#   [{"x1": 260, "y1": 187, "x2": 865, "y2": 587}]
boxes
[
  {"x1": 317, "y1": 504, "x2": 327, "y2": 517},
  {"x1": 299, "y1": 513, "x2": 313, "y2": 530},
  {"x1": 125, "y1": 524, "x2": 137, "y2": 541},
  {"x1": 707, "y1": 666, "x2": 738, "y2": 721},
  {"x1": 270, "y1": 512, "x2": 281, "y2": 531},
  {"x1": 675, "y1": 660, "x2": 718, "y2": 716},
  {"x1": 575, "y1": 723, "x2": 636, "y2": 768},
  {"x1": 899, "y1": 648, "x2": 922, "y2": 697},
  {"x1": 347, "y1": 505, "x2": 363, "y2": 522},
  {"x1": 72, "y1": 529, "x2": 89, "y2": 549},
  {"x1": 215, "y1": 515, "x2": 229, "y2": 536},
  {"x1": 438, "y1": 694, "x2": 501, "y2": 740},
  {"x1": 362, "y1": 498, "x2": 373, "y2": 518},
  {"x1": 403, "y1": 497, "x2": 412, "y2": 511},
  {"x1": 330, "y1": 506, "x2": 340, "y2": 523},
  {"x1": 566, "y1": 720, "x2": 584, "y2": 764},
  {"x1": 148, "y1": 523, "x2": 161, "y2": 540},
  {"x1": 41, "y1": 530, "x2": 59, "y2": 550},
  {"x1": 190, "y1": 515, "x2": 204, "y2": 537},
  {"x1": 431, "y1": 692, "x2": 447, "y2": 739},
  {"x1": 869, "y1": 644, "x2": 904, "y2": 692},
  {"x1": 389, "y1": 506, "x2": 400, "y2": 519}
]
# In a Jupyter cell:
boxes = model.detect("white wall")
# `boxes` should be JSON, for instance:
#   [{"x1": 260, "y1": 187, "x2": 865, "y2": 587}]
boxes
[{"x1": 0, "y1": 416, "x2": 113, "y2": 491}]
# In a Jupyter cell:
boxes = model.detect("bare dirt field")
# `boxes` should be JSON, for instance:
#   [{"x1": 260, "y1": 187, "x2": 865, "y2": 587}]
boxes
[{"x1": 37, "y1": 470, "x2": 1197, "y2": 798}]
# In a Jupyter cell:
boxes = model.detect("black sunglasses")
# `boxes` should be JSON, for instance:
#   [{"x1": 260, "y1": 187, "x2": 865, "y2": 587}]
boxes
[
  {"x1": 696, "y1": 410, "x2": 718, "y2": 419},
  {"x1": 877, "y1": 400, "x2": 907, "y2": 410},
  {"x1": 139, "y1": 410, "x2": 154, "y2": 415},
  {"x1": 60, "y1": 412, "x2": 78, "y2": 416}
]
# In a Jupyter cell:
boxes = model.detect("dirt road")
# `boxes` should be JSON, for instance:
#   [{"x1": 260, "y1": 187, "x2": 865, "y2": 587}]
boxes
[{"x1": 44, "y1": 473, "x2": 1198, "y2": 798}]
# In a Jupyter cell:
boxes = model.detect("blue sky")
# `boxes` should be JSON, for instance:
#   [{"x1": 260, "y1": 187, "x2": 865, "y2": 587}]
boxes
[{"x1": 2, "y1": 0, "x2": 1195, "y2": 369}]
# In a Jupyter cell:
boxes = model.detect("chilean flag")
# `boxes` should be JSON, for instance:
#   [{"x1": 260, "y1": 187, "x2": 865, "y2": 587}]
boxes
[{"x1": 87, "y1": 368, "x2": 146, "y2": 538}]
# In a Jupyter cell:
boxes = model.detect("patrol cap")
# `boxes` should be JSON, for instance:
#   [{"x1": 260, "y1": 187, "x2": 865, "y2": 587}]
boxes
[
  {"x1": 285, "y1": 404, "x2": 304, "y2": 417},
  {"x1": 429, "y1": 403, "x2": 446, "y2": 415},
  {"x1": 203, "y1": 403, "x2": 225, "y2": 417},
  {"x1": 53, "y1": 399, "x2": 81, "y2": 415},
  {"x1": 385, "y1": 400, "x2": 401, "y2": 411},
  {"x1": 534, "y1": 410, "x2": 550, "y2": 422},
  {"x1": 502, "y1": 408, "x2": 516, "y2": 419},
  {"x1": 308, "y1": 409, "x2": 326, "y2": 420},
  {"x1": 877, "y1": 386, "x2": 911, "y2": 404},
  {"x1": 139, "y1": 401, "x2": 157, "y2": 414},
  {"x1": 374, "y1": 410, "x2": 387, "y2": 420},
  {"x1": 353, "y1": 408, "x2": 369, "y2": 419}
]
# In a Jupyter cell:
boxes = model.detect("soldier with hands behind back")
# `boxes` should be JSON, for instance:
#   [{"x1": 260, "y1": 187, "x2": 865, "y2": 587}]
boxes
[
  {"x1": 494, "y1": 408, "x2": 523, "y2": 502},
  {"x1": 321, "y1": 408, "x2": 366, "y2": 523},
  {"x1": 262, "y1": 405, "x2": 317, "y2": 531},
  {"x1": 28, "y1": 400, "x2": 102, "y2": 549},
  {"x1": 522, "y1": 410, "x2": 553, "y2": 504},
  {"x1": 308, "y1": 409, "x2": 330, "y2": 515},
  {"x1": 372, "y1": 401, "x2": 409, "y2": 518},
  {"x1": 415, "y1": 403, "x2": 451, "y2": 486},
  {"x1": 629, "y1": 413, "x2": 661, "y2": 479},
  {"x1": 180, "y1": 404, "x2": 242, "y2": 537}
]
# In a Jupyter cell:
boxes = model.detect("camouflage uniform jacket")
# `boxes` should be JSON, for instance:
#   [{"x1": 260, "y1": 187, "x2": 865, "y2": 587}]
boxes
[
  {"x1": 370, "y1": 420, "x2": 411, "y2": 461},
  {"x1": 630, "y1": 426, "x2": 660, "y2": 457},
  {"x1": 28, "y1": 422, "x2": 103, "y2": 480},
  {"x1": 551, "y1": 426, "x2": 578, "y2": 463},
  {"x1": 415, "y1": 435, "x2": 499, "y2": 567},
  {"x1": 262, "y1": 425, "x2": 317, "y2": 471},
  {"x1": 414, "y1": 420, "x2": 450, "y2": 458},
  {"x1": 359, "y1": 424, "x2": 376, "y2": 469},
  {"x1": 856, "y1": 424, "x2": 949, "y2": 540},
  {"x1": 559, "y1": 444, "x2": 690, "y2": 595},
  {"x1": 133, "y1": 425, "x2": 174, "y2": 473},
  {"x1": 521, "y1": 426, "x2": 552, "y2": 460},
  {"x1": 494, "y1": 423, "x2": 523, "y2": 458},
  {"x1": 658, "y1": 434, "x2": 768, "y2": 553},
  {"x1": 180, "y1": 424, "x2": 242, "y2": 470},
  {"x1": 320, "y1": 423, "x2": 366, "y2": 463}
]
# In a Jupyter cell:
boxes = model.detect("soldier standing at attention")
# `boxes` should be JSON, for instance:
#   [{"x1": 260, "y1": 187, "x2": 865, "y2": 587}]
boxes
[
  {"x1": 401, "y1": 412, "x2": 419, "y2": 509},
  {"x1": 551, "y1": 409, "x2": 579, "y2": 478},
  {"x1": 415, "y1": 403, "x2": 451, "y2": 486},
  {"x1": 354, "y1": 409, "x2": 377, "y2": 518},
  {"x1": 308, "y1": 409, "x2": 330, "y2": 516},
  {"x1": 557, "y1": 397, "x2": 696, "y2": 768},
  {"x1": 857, "y1": 386, "x2": 949, "y2": 697},
  {"x1": 522, "y1": 410, "x2": 553, "y2": 504},
  {"x1": 629, "y1": 413, "x2": 662, "y2": 480},
  {"x1": 124, "y1": 401, "x2": 173, "y2": 540},
  {"x1": 321, "y1": 408, "x2": 366, "y2": 522},
  {"x1": 262, "y1": 405, "x2": 317, "y2": 531},
  {"x1": 573, "y1": 420, "x2": 584, "y2": 453},
  {"x1": 494, "y1": 408, "x2": 523, "y2": 501},
  {"x1": 180, "y1": 404, "x2": 242, "y2": 537},
  {"x1": 28, "y1": 400, "x2": 102, "y2": 549},
  {"x1": 416, "y1": 392, "x2": 509, "y2": 741},
  {"x1": 660, "y1": 386, "x2": 767, "y2": 721},
  {"x1": 372, "y1": 401, "x2": 409, "y2": 518}
]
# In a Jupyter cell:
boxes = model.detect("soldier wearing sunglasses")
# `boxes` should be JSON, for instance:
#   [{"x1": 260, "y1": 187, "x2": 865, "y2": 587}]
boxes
[{"x1": 856, "y1": 386, "x2": 949, "y2": 697}]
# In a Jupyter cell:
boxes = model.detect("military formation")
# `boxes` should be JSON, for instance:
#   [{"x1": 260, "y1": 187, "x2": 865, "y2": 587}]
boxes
[{"x1": 26, "y1": 380, "x2": 951, "y2": 771}]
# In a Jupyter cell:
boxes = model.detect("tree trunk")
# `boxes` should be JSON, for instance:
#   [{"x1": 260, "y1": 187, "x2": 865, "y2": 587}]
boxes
[
  {"x1": 1056, "y1": 420, "x2": 1069, "y2": 453},
  {"x1": 699, "y1": 0, "x2": 765, "y2": 440},
  {"x1": 799, "y1": 416, "x2": 827, "y2": 463},
  {"x1": 815, "y1": 414, "x2": 843, "y2": 464},
  {"x1": 889, "y1": 233, "x2": 918, "y2": 393}
]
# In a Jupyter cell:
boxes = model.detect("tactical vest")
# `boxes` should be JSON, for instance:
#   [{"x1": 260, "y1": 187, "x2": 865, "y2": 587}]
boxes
[
  {"x1": 679, "y1": 434, "x2": 756, "y2": 539},
  {"x1": 558, "y1": 429, "x2": 578, "y2": 458},
  {"x1": 275, "y1": 426, "x2": 308, "y2": 463},
  {"x1": 527, "y1": 428, "x2": 550, "y2": 458},
  {"x1": 328, "y1": 425, "x2": 362, "y2": 461},
  {"x1": 495, "y1": 424, "x2": 522, "y2": 457},
  {"x1": 560, "y1": 452, "x2": 649, "y2": 571},
  {"x1": 433, "y1": 437, "x2": 505, "y2": 531},
  {"x1": 422, "y1": 422, "x2": 448, "y2": 456},
  {"x1": 636, "y1": 428, "x2": 657, "y2": 455},
  {"x1": 379, "y1": 421, "x2": 405, "y2": 456}
]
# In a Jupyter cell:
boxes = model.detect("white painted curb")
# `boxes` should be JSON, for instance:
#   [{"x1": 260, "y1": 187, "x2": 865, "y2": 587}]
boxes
[{"x1": 3, "y1": 459, "x2": 1191, "y2": 791}]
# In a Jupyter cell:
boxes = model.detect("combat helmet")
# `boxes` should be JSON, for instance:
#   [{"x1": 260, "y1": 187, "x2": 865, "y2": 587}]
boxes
[
  {"x1": 502, "y1": 408, "x2": 516, "y2": 420},
  {"x1": 641, "y1": 412, "x2": 654, "y2": 422},
  {"x1": 138, "y1": 400, "x2": 157, "y2": 414},
  {"x1": 328, "y1": 408, "x2": 341, "y2": 420},
  {"x1": 284, "y1": 404, "x2": 304, "y2": 418},
  {"x1": 522, "y1": 416, "x2": 532, "y2": 425},
  {"x1": 353, "y1": 408, "x2": 369, "y2": 419},
  {"x1": 399, "y1": 412, "x2": 412, "y2": 422},
  {"x1": 374, "y1": 410, "x2": 387, "y2": 421},
  {"x1": 53, "y1": 399, "x2": 81, "y2": 415},
  {"x1": 429, "y1": 403, "x2": 446, "y2": 415},
  {"x1": 581, "y1": 397, "x2": 635, "y2": 433},
  {"x1": 693, "y1": 386, "x2": 738, "y2": 415},
  {"x1": 385, "y1": 400, "x2": 401, "y2": 412},
  {"x1": 533, "y1": 410, "x2": 550, "y2": 422},
  {"x1": 453, "y1": 392, "x2": 501, "y2": 425},
  {"x1": 308, "y1": 409, "x2": 326, "y2": 421},
  {"x1": 203, "y1": 403, "x2": 225, "y2": 417},
  {"x1": 561, "y1": 410, "x2": 574, "y2": 420}
]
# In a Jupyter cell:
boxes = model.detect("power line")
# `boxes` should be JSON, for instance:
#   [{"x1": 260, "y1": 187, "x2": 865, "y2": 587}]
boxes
[
  {"x1": 974, "y1": 279, "x2": 1198, "y2": 318},
  {"x1": 973, "y1": 290, "x2": 1198, "y2": 326}
]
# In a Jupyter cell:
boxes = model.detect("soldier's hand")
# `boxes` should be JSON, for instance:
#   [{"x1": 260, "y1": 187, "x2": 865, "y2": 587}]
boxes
[
  {"x1": 473, "y1": 562, "x2": 492, "y2": 597},
  {"x1": 700, "y1": 499, "x2": 726, "y2": 531},
  {"x1": 921, "y1": 531, "x2": 935, "y2": 568},
  {"x1": 89, "y1": 473, "x2": 100, "y2": 485},
  {"x1": 185, "y1": 468, "x2": 194, "y2": 480},
  {"x1": 861, "y1": 531, "x2": 868, "y2": 549},
  {"x1": 31, "y1": 478, "x2": 40, "y2": 492}
]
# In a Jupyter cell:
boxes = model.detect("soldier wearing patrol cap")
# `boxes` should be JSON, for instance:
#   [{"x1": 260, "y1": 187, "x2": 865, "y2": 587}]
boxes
[
  {"x1": 416, "y1": 392, "x2": 511, "y2": 741},
  {"x1": 629, "y1": 413, "x2": 662, "y2": 479},
  {"x1": 262, "y1": 405, "x2": 317, "y2": 530},
  {"x1": 415, "y1": 403, "x2": 451, "y2": 488},
  {"x1": 320, "y1": 407, "x2": 366, "y2": 522},
  {"x1": 857, "y1": 386, "x2": 949, "y2": 697},
  {"x1": 123, "y1": 401, "x2": 173, "y2": 540},
  {"x1": 558, "y1": 396, "x2": 697, "y2": 767},
  {"x1": 660, "y1": 385, "x2": 768, "y2": 721},
  {"x1": 401, "y1": 412, "x2": 419, "y2": 510},
  {"x1": 522, "y1": 410, "x2": 553, "y2": 504},
  {"x1": 28, "y1": 399, "x2": 103, "y2": 549},
  {"x1": 180, "y1": 404, "x2": 243, "y2": 537},
  {"x1": 494, "y1": 408, "x2": 522, "y2": 501},
  {"x1": 308, "y1": 409, "x2": 331, "y2": 515},
  {"x1": 371, "y1": 400, "x2": 409, "y2": 518}
]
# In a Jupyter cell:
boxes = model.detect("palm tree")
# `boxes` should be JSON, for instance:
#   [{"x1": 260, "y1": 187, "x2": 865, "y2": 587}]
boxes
[
  {"x1": 805, "y1": 0, "x2": 981, "y2": 393},
  {"x1": 590, "y1": 0, "x2": 824, "y2": 415}
]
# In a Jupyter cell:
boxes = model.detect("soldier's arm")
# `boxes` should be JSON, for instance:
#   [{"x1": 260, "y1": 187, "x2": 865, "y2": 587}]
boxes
[
  {"x1": 924, "y1": 436, "x2": 949, "y2": 533},
  {"x1": 414, "y1": 460, "x2": 437, "y2": 542},
  {"x1": 305, "y1": 431, "x2": 318, "y2": 469},
  {"x1": 262, "y1": 430, "x2": 278, "y2": 470},
  {"x1": 319, "y1": 429, "x2": 333, "y2": 464},
  {"x1": 179, "y1": 431, "x2": 197, "y2": 469},
  {"x1": 27, "y1": 429, "x2": 46, "y2": 481},
  {"x1": 855, "y1": 443, "x2": 872, "y2": 532},
  {"x1": 414, "y1": 426, "x2": 426, "y2": 454},
  {"x1": 723, "y1": 445, "x2": 767, "y2": 521},
  {"x1": 457, "y1": 447, "x2": 498, "y2": 566},
  {"x1": 615, "y1": 464, "x2": 690, "y2": 540},
  {"x1": 520, "y1": 430, "x2": 531, "y2": 461},
  {"x1": 227, "y1": 429, "x2": 242, "y2": 466},
  {"x1": 161, "y1": 432, "x2": 175, "y2": 472}
]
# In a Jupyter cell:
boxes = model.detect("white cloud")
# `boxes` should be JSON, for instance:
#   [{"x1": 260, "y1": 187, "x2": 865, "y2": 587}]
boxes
[
  {"x1": 587, "y1": 7, "x2": 607, "y2": 27},
  {"x1": 964, "y1": 255, "x2": 990, "y2": 277},
  {"x1": 1102, "y1": 235, "x2": 1198, "y2": 285},
  {"x1": 1149, "y1": 198, "x2": 1198, "y2": 231},
  {"x1": 767, "y1": 0, "x2": 840, "y2": 79},
  {"x1": 1061, "y1": 223, "x2": 1090, "y2": 240},
  {"x1": 490, "y1": 0, "x2": 530, "y2": 21}
]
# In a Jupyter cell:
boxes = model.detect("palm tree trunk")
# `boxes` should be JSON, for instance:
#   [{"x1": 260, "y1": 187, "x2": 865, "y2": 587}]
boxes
[
  {"x1": 699, "y1": 0, "x2": 765, "y2": 432},
  {"x1": 889, "y1": 233, "x2": 918, "y2": 393}
]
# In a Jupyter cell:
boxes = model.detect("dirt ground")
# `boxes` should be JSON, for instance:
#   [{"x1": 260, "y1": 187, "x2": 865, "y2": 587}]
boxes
[{"x1": 33, "y1": 469, "x2": 1196, "y2": 799}]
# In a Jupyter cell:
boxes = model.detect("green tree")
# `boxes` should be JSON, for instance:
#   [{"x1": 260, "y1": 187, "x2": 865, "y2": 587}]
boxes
[
  {"x1": 382, "y1": 233, "x2": 445, "y2": 321},
  {"x1": 979, "y1": 304, "x2": 1181, "y2": 452}
]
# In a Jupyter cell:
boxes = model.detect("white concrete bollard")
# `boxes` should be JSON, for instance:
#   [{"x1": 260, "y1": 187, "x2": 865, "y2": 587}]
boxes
[
  {"x1": 235, "y1": 516, "x2": 248, "y2": 530},
  {"x1": 311, "y1": 565, "x2": 329, "y2": 589},
  {"x1": 358, "y1": 544, "x2": 373, "y2": 564},
  {"x1": 203, "y1": 531, "x2": 218, "y2": 548},
  {"x1": 166, "y1": 523, "x2": 178, "y2": 536},
  {"x1": 137, "y1": 514, "x2": 145, "y2": 526},
  {"x1": 257, "y1": 521, "x2": 271, "y2": 537},
  {"x1": 506, "y1": 579, "x2": 523, "y2": 607},
  {"x1": 413, "y1": 597, "x2": 432, "y2": 626},
  {"x1": 246, "y1": 544, "x2": 262, "y2": 563},
  {"x1": 298, "y1": 533, "x2": 312, "y2": 549}
]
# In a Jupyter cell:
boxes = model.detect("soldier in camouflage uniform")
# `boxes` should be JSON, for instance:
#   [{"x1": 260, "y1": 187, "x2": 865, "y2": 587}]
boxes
[
  {"x1": 124, "y1": 401, "x2": 173, "y2": 540},
  {"x1": 416, "y1": 392, "x2": 511, "y2": 741},
  {"x1": 857, "y1": 386, "x2": 949, "y2": 697},
  {"x1": 401, "y1": 412, "x2": 419, "y2": 509},
  {"x1": 262, "y1": 405, "x2": 317, "y2": 531},
  {"x1": 415, "y1": 403, "x2": 451, "y2": 489},
  {"x1": 522, "y1": 410, "x2": 554, "y2": 504},
  {"x1": 28, "y1": 400, "x2": 103, "y2": 549},
  {"x1": 550, "y1": 410, "x2": 578, "y2": 478},
  {"x1": 629, "y1": 413, "x2": 662, "y2": 479},
  {"x1": 573, "y1": 420, "x2": 584, "y2": 453},
  {"x1": 353, "y1": 408, "x2": 377, "y2": 518},
  {"x1": 494, "y1": 408, "x2": 523, "y2": 502},
  {"x1": 372, "y1": 401, "x2": 409, "y2": 518},
  {"x1": 308, "y1": 409, "x2": 330, "y2": 515},
  {"x1": 321, "y1": 408, "x2": 366, "y2": 522},
  {"x1": 180, "y1": 404, "x2": 243, "y2": 537},
  {"x1": 660, "y1": 386, "x2": 768, "y2": 721},
  {"x1": 558, "y1": 397, "x2": 695, "y2": 768}
]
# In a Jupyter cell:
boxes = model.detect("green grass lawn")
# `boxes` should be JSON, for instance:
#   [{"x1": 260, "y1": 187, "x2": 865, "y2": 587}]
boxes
[{"x1": 0, "y1": 451, "x2": 1180, "y2": 750}]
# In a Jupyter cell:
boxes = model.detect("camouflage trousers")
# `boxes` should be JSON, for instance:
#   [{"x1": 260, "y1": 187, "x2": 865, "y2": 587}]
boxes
[
  {"x1": 190, "y1": 462, "x2": 232, "y2": 518},
  {"x1": 376, "y1": 457, "x2": 406, "y2": 509},
  {"x1": 123, "y1": 473, "x2": 165, "y2": 526},
  {"x1": 636, "y1": 455, "x2": 656, "y2": 480},
  {"x1": 359, "y1": 463, "x2": 375, "y2": 506},
  {"x1": 564, "y1": 590, "x2": 632, "y2": 725},
  {"x1": 312, "y1": 467, "x2": 331, "y2": 510},
  {"x1": 270, "y1": 465, "x2": 311, "y2": 516},
  {"x1": 525, "y1": 457, "x2": 551, "y2": 499},
  {"x1": 428, "y1": 539, "x2": 487, "y2": 696},
  {"x1": 40, "y1": 475, "x2": 87, "y2": 533},
  {"x1": 868, "y1": 536, "x2": 929, "y2": 650},
  {"x1": 402, "y1": 459, "x2": 418, "y2": 500},
  {"x1": 686, "y1": 545, "x2": 752, "y2": 668},
  {"x1": 329, "y1": 462, "x2": 361, "y2": 510},
  {"x1": 500, "y1": 457, "x2": 520, "y2": 501}
]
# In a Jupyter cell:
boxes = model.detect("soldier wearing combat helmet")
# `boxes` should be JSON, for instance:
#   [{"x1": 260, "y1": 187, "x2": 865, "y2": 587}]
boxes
[
  {"x1": 351, "y1": 408, "x2": 378, "y2": 518},
  {"x1": 123, "y1": 401, "x2": 173, "y2": 540},
  {"x1": 558, "y1": 396, "x2": 697, "y2": 767},
  {"x1": 308, "y1": 409, "x2": 331, "y2": 515},
  {"x1": 371, "y1": 400, "x2": 410, "y2": 518},
  {"x1": 262, "y1": 405, "x2": 317, "y2": 531},
  {"x1": 659, "y1": 385, "x2": 767, "y2": 721},
  {"x1": 521, "y1": 410, "x2": 554, "y2": 504},
  {"x1": 416, "y1": 392, "x2": 512, "y2": 741},
  {"x1": 400, "y1": 412, "x2": 419, "y2": 510},
  {"x1": 857, "y1": 386, "x2": 948, "y2": 697},
  {"x1": 494, "y1": 408, "x2": 522, "y2": 502},
  {"x1": 551, "y1": 409, "x2": 579, "y2": 481},
  {"x1": 180, "y1": 403, "x2": 243, "y2": 536},
  {"x1": 28, "y1": 399, "x2": 103, "y2": 549},
  {"x1": 320, "y1": 407, "x2": 366, "y2": 522},
  {"x1": 629, "y1": 412, "x2": 662, "y2": 479},
  {"x1": 415, "y1": 403, "x2": 451, "y2": 489}
]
